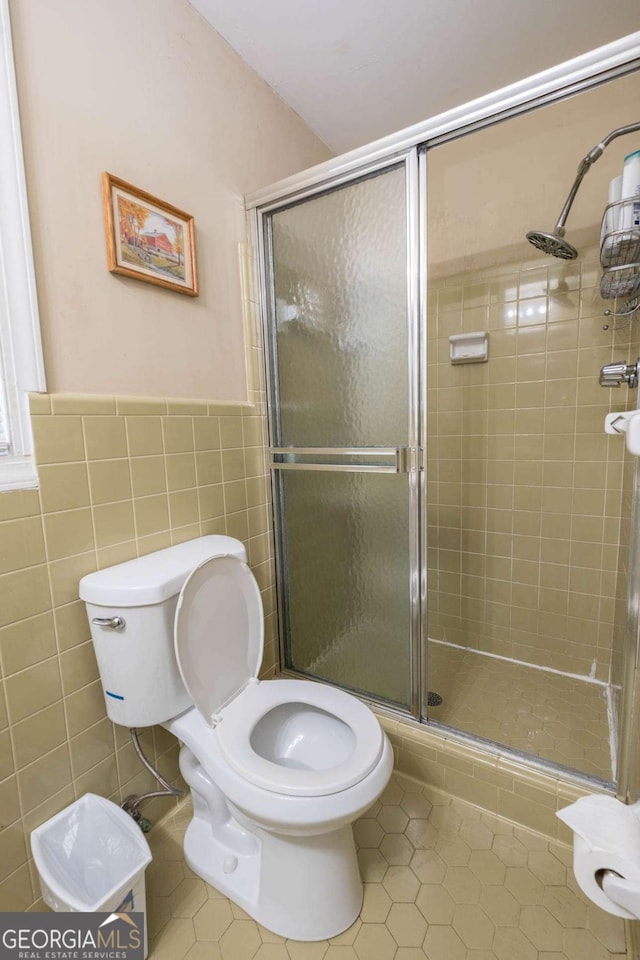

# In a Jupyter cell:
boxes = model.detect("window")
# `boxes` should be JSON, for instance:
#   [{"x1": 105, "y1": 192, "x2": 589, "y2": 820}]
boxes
[{"x1": 0, "y1": 0, "x2": 45, "y2": 491}]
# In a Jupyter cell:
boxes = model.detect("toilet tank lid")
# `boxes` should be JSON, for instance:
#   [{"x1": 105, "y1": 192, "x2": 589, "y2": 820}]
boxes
[{"x1": 79, "y1": 536, "x2": 247, "y2": 607}]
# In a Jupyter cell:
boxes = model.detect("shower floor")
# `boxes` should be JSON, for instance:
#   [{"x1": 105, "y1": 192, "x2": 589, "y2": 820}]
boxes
[{"x1": 428, "y1": 641, "x2": 614, "y2": 783}]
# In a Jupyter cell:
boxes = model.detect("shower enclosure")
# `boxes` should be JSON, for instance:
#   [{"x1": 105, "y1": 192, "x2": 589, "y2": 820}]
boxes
[{"x1": 251, "y1": 35, "x2": 640, "y2": 795}]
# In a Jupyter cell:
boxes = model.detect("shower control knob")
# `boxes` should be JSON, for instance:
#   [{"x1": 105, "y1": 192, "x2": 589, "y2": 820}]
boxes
[{"x1": 599, "y1": 360, "x2": 639, "y2": 388}]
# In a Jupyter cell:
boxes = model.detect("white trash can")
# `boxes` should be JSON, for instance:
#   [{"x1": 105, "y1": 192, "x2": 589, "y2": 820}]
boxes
[{"x1": 31, "y1": 793, "x2": 152, "y2": 957}]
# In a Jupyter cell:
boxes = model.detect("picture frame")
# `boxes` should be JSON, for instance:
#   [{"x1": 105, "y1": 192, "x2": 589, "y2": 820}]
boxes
[{"x1": 102, "y1": 172, "x2": 198, "y2": 297}]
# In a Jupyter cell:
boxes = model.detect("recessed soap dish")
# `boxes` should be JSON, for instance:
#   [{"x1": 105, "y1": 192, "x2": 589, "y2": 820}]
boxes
[{"x1": 449, "y1": 331, "x2": 489, "y2": 364}]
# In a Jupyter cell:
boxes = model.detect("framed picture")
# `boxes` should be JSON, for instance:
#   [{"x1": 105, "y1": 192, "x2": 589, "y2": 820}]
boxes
[{"x1": 102, "y1": 173, "x2": 198, "y2": 297}]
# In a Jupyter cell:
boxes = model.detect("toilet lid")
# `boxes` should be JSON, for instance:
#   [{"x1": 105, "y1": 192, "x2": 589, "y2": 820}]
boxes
[{"x1": 174, "y1": 555, "x2": 264, "y2": 722}]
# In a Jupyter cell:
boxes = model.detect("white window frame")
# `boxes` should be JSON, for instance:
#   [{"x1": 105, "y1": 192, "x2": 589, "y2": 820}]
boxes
[{"x1": 0, "y1": 0, "x2": 45, "y2": 492}]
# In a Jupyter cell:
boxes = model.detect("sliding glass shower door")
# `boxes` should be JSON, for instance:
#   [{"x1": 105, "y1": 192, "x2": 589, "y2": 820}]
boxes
[{"x1": 261, "y1": 155, "x2": 420, "y2": 712}]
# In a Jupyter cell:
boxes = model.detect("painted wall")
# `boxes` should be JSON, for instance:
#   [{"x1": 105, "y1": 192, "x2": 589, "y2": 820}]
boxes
[{"x1": 8, "y1": 0, "x2": 331, "y2": 400}]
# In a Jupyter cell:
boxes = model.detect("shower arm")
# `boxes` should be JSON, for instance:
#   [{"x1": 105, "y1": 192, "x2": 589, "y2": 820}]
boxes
[{"x1": 552, "y1": 121, "x2": 640, "y2": 238}]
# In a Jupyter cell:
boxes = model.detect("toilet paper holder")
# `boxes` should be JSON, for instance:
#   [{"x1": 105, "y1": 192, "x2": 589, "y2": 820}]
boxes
[
  {"x1": 600, "y1": 868, "x2": 640, "y2": 919},
  {"x1": 558, "y1": 794, "x2": 640, "y2": 920}
]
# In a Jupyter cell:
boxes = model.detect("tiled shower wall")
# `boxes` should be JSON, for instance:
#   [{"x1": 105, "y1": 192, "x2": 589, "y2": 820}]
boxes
[
  {"x1": 427, "y1": 247, "x2": 639, "y2": 682},
  {"x1": 0, "y1": 393, "x2": 274, "y2": 911}
]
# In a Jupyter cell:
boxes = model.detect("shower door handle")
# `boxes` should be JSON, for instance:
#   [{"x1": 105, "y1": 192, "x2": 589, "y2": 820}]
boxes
[{"x1": 270, "y1": 446, "x2": 413, "y2": 474}]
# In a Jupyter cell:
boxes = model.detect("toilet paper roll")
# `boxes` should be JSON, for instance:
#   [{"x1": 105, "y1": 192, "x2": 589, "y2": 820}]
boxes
[{"x1": 557, "y1": 795, "x2": 640, "y2": 919}]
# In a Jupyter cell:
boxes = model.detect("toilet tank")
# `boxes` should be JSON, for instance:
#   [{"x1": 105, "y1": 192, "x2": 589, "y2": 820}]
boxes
[{"x1": 79, "y1": 536, "x2": 247, "y2": 728}]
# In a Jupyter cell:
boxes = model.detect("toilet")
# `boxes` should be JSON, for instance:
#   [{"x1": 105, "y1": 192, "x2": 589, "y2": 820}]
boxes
[{"x1": 79, "y1": 535, "x2": 393, "y2": 941}]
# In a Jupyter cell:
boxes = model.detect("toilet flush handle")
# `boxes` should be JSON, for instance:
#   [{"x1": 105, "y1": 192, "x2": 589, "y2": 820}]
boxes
[{"x1": 91, "y1": 616, "x2": 126, "y2": 631}]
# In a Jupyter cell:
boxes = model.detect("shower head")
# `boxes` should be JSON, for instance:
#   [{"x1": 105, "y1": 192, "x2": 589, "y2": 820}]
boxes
[
  {"x1": 526, "y1": 229, "x2": 578, "y2": 260},
  {"x1": 526, "y1": 121, "x2": 640, "y2": 260}
]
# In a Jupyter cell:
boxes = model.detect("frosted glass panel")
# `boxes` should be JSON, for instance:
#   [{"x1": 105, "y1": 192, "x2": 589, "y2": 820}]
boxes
[
  {"x1": 269, "y1": 165, "x2": 408, "y2": 447},
  {"x1": 280, "y1": 471, "x2": 412, "y2": 708},
  {"x1": 266, "y1": 160, "x2": 414, "y2": 710}
]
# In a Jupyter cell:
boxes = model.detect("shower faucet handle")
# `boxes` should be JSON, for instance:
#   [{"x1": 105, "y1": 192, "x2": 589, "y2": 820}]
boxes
[{"x1": 599, "y1": 360, "x2": 639, "y2": 388}]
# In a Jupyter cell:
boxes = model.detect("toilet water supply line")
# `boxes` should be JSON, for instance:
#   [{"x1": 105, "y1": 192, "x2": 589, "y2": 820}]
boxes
[{"x1": 121, "y1": 728, "x2": 185, "y2": 831}]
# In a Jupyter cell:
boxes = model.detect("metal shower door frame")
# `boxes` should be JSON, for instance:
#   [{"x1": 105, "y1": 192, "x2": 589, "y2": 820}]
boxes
[
  {"x1": 249, "y1": 31, "x2": 640, "y2": 798},
  {"x1": 255, "y1": 149, "x2": 424, "y2": 718}
]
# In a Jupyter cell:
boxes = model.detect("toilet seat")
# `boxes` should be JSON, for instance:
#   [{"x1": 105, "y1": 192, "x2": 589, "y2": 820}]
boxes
[
  {"x1": 216, "y1": 678, "x2": 384, "y2": 797},
  {"x1": 174, "y1": 553, "x2": 384, "y2": 799}
]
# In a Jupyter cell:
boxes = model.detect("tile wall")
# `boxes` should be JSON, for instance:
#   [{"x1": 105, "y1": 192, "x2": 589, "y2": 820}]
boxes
[
  {"x1": 0, "y1": 391, "x2": 275, "y2": 911},
  {"x1": 427, "y1": 247, "x2": 640, "y2": 681}
]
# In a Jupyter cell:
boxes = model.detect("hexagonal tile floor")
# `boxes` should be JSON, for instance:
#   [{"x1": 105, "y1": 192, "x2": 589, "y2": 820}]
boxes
[
  {"x1": 146, "y1": 772, "x2": 626, "y2": 959},
  {"x1": 427, "y1": 642, "x2": 613, "y2": 782}
]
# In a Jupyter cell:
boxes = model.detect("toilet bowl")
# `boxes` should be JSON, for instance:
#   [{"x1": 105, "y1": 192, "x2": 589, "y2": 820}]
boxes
[
  {"x1": 167, "y1": 685, "x2": 392, "y2": 940},
  {"x1": 80, "y1": 535, "x2": 393, "y2": 941}
]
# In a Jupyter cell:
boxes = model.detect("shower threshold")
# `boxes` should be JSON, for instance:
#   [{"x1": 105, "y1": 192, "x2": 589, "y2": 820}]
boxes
[{"x1": 427, "y1": 639, "x2": 615, "y2": 783}]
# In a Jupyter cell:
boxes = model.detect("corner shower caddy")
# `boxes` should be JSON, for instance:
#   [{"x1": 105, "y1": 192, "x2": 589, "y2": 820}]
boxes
[{"x1": 600, "y1": 197, "x2": 640, "y2": 318}]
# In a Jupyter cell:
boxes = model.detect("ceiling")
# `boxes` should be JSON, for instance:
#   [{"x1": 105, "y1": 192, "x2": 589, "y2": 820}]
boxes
[{"x1": 189, "y1": 0, "x2": 639, "y2": 154}]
